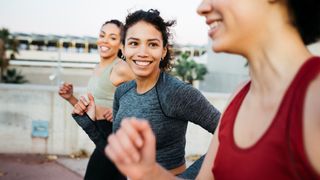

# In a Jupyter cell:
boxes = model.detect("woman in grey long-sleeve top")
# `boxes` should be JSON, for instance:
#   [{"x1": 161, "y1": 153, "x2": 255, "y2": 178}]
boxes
[{"x1": 73, "y1": 9, "x2": 220, "y2": 179}]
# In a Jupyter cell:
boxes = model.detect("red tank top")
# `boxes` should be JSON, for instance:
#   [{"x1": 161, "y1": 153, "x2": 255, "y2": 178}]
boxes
[{"x1": 213, "y1": 57, "x2": 320, "y2": 180}]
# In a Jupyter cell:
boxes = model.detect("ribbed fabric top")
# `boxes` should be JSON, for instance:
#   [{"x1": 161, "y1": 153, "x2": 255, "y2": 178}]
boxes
[
  {"x1": 87, "y1": 59, "x2": 118, "y2": 108},
  {"x1": 213, "y1": 57, "x2": 320, "y2": 180}
]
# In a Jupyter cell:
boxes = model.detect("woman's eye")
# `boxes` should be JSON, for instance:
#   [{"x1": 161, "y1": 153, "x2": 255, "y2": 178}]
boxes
[
  {"x1": 149, "y1": 43, "x2": 158, "y2": 47},
  {"x1": 129, "y1": 42, "x2": 137, "y2": 46}
]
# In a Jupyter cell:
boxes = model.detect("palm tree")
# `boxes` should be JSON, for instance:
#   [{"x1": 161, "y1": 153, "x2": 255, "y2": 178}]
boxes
[
  {"x1": 3, "y1": 68, "x2": 28, "y2": 84},
  {"x1": 0, "y1": 28, "x2": 19, "y2": 82},
  {"x1": 173, "y1": 52, "x2": 208, "y2": 85}
]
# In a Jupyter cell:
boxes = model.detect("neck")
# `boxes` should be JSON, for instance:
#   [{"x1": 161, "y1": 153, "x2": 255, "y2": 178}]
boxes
[
  {"x1": 136, "y1": 69, "x2": 161, "y2": 94},
  {"x1": 99, "y1": 54, "x2": 118, "y2": 68},
  {"x1": 245, "y1": 25, "x2": 312, "y2": 97}
]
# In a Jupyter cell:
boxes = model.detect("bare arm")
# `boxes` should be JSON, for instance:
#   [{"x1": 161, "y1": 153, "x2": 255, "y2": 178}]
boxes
[
  {"x1": 304, "y1": 76, "x2": 320, "y2": 174},
  {"x1": 58, "y1": 82, "x2": 78, "y2": 106},
  {"x1": 196, "y1": 123, "x2": 220, "y2": 180}
]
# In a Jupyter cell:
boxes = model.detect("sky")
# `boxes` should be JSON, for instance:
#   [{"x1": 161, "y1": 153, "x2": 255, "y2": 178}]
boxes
[{"x1": 0, "y1": 0, "x2": 209, "y2": 46}]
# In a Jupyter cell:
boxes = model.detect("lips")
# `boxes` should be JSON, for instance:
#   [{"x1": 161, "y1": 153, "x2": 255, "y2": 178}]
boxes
[
  {"x1": 207, "y1": 19, "x2": 222, "y2": 37},
  {"x1": 100, "y1": 46, "x2": 110, "y2": 52},
  {"x1": 209, "y1": 20, "x2": 221, "y2": 30},
  {"x1": 133, "y1": 60, "x2": 152, "y2": 66}
]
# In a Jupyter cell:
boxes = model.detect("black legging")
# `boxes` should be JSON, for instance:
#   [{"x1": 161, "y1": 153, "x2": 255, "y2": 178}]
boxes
[{"x1": 84, "y1": 120, "x2": 126, "y2": 180}]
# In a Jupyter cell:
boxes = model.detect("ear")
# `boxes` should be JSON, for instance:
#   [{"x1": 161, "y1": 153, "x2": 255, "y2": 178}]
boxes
[
  {"x1": 120, "y1": 45, "x2": 127, "y2": 61},
  {"x1": 120, "y1": 44, "x2": 124, "y2": 53},
  {"x1": 121, "y1": 44, "x2": 126, "y2": 55},
  {"x1": 161, "y1": 46, "x2": 168, "y2": 60}
]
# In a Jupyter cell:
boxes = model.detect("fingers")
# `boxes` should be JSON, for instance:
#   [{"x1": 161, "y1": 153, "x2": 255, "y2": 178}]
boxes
[
  {"x1": 72, "y1": 97, "x2": 88, "y2": 115},
  {"x1": 103, "y1": 108, "x2": 113, "y2": 121},
  {"x1": 106, "y1": 118, "x2": 147, "y2": 164},
  {"x1": 59, "y1": 82, "x2": 73, "y2": 97},
  {"x1": 87, "y1": 93, "x2": 94, "y2": 103},
  {"x1": 79, "y1": 96, "x2": 89, "y2": 106},
  {"x1": 60, "y1": 83, "x2": 72, "y2": 91},
  {"x1": 107, "y1": 129, "x2": 140, "y2": 164},
  {"x1": 104, "y1": 113, "x2": 113, "y2": 121},
  {"x1": 135, "y1": 120, "x2": 156, "y2": 157},
  {"x1": 121, "y1": 119, "x2": 144, "y2": 148},
  {"x1": 72, "y1": 104, "x2": 83, "y2": 115}
]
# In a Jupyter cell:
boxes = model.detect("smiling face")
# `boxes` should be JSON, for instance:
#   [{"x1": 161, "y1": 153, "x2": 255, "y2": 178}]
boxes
[
  {"x1": 123, "y1": 21, "x2": 167, "y2": 79},
  {"x1": 197, "y1": 0, "x2": 271, "y2": 55},
  {"x1": 97, "y1": 23, "x2": 121, "y2": 59}
]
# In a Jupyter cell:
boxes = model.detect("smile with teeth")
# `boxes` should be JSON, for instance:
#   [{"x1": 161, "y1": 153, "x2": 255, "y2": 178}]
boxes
[
  {"x1": 133, "y1": 60, "x2": 152, "y2": 66},
  {"x1": 209, "y1": 20, "x2": 222, "y2": 30},
  {"x1": 100, "y1": 46, "x2": 110, "y2": 52}
]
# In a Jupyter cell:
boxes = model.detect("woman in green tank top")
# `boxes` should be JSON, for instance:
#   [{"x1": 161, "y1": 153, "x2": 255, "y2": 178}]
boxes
[
  {"x1": 59, "y1": 20, "x2": 134, "y2": 121},
  {"x1": 58, "y1": 20, "x2": 134, "y2": 180}
]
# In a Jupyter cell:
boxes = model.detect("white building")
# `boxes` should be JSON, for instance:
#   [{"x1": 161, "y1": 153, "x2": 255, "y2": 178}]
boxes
[{"x1": 200, "y1": 41, "x2": 320, "y2": 93}]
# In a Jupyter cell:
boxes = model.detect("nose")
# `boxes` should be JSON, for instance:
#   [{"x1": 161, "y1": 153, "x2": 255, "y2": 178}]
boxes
[
  {"x1": 97, "y1": 37, "x2": 109, "y2": 45},
  {"x1": 137, "y1": 44, "x2": 149, "y2": 58},
  {"x1": 197, "y1": 0, "x2": 212, "y2": 16},
  {"x1": 102, "y1": 37, "x2": 109, "y2": 43}
]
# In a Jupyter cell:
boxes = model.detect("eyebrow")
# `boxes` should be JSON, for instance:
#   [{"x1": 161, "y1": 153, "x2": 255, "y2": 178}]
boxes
[
  {"x1": 127, "y1": 37, "x2": 161, "y2": 42},
  {"x1": 100, "y1": 31, "x2": 118, "y2": 36}
]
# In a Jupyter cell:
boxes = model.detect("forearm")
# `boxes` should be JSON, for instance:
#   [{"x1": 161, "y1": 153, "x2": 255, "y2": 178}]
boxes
[
  {"x1": 72, "y1": 114, "x2": 107, "y2": 152},
  {"x1": 67, "y1": 95, "x2": 78, "y2": 106},
  {"x1": 138, "y1": 164, "x2": 179, "y2": 180}
]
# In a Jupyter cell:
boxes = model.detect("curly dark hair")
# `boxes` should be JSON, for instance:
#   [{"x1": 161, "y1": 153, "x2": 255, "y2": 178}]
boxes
[
  {"x1": 123, "y1": 9, "x2": 176, "y2": 71},
  {"x1": 287, "y1": 0, "x2": 320, "y2": 45},
  {"x1": 102, "y1": 19, "x2": 125, "y2": 59}
]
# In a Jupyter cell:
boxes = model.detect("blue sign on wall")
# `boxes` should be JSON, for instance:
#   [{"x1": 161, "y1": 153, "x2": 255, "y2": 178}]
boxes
[{"x1": 32, "y1": 120, "x2": 49, "y2": 138}]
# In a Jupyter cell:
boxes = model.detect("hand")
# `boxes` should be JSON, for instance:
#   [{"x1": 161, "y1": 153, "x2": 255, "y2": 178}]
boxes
[
  {"x1": 102, "y1": 108, "x2": 113, "y2": 122},
  {"x1": 72, "y1": 93, "x2": 96, "y2": 121},
  {"x1": 105, "y1": 118, "x2": 157, "y2": 180},
  {"x1": 58, "y1": 82, "x2": 73, "y2": 100}
]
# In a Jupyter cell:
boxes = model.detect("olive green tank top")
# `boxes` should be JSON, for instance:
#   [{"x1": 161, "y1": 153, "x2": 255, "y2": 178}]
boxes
[{"x1": 87, "y1": 59, "x2": 118, "y2": 108}]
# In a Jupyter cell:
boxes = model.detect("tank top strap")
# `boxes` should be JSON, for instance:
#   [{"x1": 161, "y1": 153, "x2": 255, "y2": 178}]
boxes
[
  {"x1": 101, "y1": 58, "x2": 119, "y2": 76},
  {"x1": 218, "y1": 81, "x2": 251, "y2": 135}
]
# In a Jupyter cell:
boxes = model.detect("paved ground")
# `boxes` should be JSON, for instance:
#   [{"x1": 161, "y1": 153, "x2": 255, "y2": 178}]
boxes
[
  {"x1": 0, "y1": 154, "x2": 88, "y2": 180},
  {"x1": 0, "y1": 153, "x2": 197, "y2": 180}
]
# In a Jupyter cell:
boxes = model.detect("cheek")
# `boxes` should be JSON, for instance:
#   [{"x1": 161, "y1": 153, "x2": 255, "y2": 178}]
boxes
[
  {"x1": 123, "y1": 48, "x2": 133, "y2": 58},
  {"x1": 96, "y1": 39, "x2": 103, "y2": 45},
  {"x1": 111, "y1": 41, "x2": 121, "y2": 48},
  {"x1": 152, "y1": 50, "x2": 165, "y2": 59}
]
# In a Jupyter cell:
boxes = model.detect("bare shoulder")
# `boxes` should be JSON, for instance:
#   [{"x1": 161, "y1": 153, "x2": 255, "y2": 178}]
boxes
[
  {"x1": 110, "y1": 60, "x2": 134, "y2": 87},
  {"x1": 114, "y1": 60, "x2": 131, "y2": 73},
  {"x1": 304, "y1": 73, "x2": 320, "y2": 174}
]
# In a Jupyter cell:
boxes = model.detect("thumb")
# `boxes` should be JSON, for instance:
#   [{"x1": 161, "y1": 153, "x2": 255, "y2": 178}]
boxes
[{"x1": 87, "y1": 93, "x2": 95, "y2": 105}]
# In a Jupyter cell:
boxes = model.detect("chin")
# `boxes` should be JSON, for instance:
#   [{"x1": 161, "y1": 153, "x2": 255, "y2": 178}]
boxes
[
  {"x1": 211, "y1": 40, "x2": 232, "y2": 54},
  {"x1": 211, "y1": 44, "x2": 225, "y2": 53},
  {"x1": 100, "y1": 54, "x2": 114, "y2": 59},
  {"x1": 133, "y1": 70, "x2": 151, "y2": 79}
]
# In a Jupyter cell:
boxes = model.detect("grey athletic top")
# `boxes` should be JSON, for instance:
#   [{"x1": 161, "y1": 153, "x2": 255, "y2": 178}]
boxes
[
  {"x1": 72, "y1": 72, "x2": 220, "y2": 170},
  {"x1": 113, "y1": 72, "x2": 220, "y2": 170}
]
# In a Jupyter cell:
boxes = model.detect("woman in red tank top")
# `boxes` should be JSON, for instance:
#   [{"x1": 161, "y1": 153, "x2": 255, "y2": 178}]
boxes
[{"x1": 102, "y1": 0, "x2": 320, "y2": 180}]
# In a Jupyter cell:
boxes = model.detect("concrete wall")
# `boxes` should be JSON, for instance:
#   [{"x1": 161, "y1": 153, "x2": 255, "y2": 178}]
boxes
[
  {"x1": 0, "y1": 84, "x2": 229, "y2": 156},
  {"x1": 0, "y1": 84, "x2": 95, "y2": 155},
  {"x1": 199, "y1": 40, "x2": 249, "y2": 93}
]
